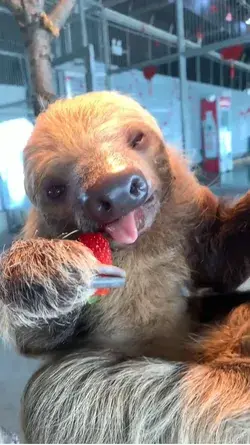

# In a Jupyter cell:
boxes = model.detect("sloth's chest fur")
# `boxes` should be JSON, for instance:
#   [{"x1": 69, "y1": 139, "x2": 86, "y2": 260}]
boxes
[{"x1": 86, "y1": 238, "x2": 192, "y2": 361}]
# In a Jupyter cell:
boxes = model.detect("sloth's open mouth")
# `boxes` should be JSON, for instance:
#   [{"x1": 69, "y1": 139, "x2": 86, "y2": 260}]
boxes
[
  {"x1": 101, "y1": 192, "x2": 157, "y2": 245},
  {"x1": 67, "y1": 193, "x2": 158, "y2": 246}
]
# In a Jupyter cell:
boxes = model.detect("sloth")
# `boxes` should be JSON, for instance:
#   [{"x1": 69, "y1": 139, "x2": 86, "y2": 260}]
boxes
[{"x1": 0, "y1": 91, "x2": 249, "y2": 443}]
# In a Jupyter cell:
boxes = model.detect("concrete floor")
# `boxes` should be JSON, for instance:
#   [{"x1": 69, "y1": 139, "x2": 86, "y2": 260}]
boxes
[
  {"x1": 0, "y1": 162, "x2": 250, "y2": 438},
  {"x1": 0, "y1": 345, "x2": 38, "y2": 435},
  {"x1": 0, "y1": 233, "x2": 38, "y2": 437}
]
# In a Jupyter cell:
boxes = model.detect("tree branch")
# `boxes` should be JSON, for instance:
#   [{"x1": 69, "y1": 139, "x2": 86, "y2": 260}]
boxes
[
  {"x1": 1, "y1": 0, "x2": 22, "y2": 13},
  {"x1": 48, "y1": 0, "x2": 76, "y2": 31},
  {"x1": 3, "y1": 0, "x2": 75, "y2": 116},
  {"x1": 22, "y1": 0, "x2": 45, "y2": 15}
]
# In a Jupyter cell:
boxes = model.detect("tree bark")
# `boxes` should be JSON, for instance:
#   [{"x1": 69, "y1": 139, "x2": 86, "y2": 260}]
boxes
[
  {"x1": 25, "y1": 26, "x2": 56, "y2": 116},
  {"x1": 5, "y1": 0, "x2": 76, "y2": 116},
  {"x1": 49, "y1": 0, "x2": 76, "y2": 29}
]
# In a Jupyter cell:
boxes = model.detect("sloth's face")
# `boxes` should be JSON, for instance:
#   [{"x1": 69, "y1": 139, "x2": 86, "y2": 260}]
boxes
[{"x1": 24, "y1": 92, "x2": 172, "y2": 247}]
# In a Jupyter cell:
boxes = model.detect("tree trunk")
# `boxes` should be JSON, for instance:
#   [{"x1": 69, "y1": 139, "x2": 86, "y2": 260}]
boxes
[
  {"x1": 24, "y1": 26, "x2": 56, "y2": 116},
  {"x1": 5, "y1": 0, "x2": 76, "y2": 116}
]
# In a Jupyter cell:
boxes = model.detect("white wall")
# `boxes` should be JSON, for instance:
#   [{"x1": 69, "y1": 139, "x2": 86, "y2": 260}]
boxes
[
  {"x1": 0, "y1": 86, "x2": 31, "y2": 214},
  {"x1": 0, "y1": 85, "x2": 28, "y2": 123},
  {"x1": 59, "y1": 62, "x2": 250, "y2": 165},
  {"x1": 111, "y1": 70, "x2": 250, "y2": 164},
  {"x1": 0, "y1": 85, "x2": 26, "y2": 106}
]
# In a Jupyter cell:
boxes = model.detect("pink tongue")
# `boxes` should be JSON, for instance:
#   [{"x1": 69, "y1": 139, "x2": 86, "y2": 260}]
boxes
[{"x1": 105, "y1": 211, "x2": 138, "y2": 244}]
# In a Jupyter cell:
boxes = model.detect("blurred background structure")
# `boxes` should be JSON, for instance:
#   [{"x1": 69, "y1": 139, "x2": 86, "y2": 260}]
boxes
[
  {"x1": 1, "y1": 0, "x2": 250, "y2": 435},
  {"x1": 1, "y1": 0, "x2": 250, "y2": 244},
  {"x1": 1, "y1": 0, "x2": 250, "y2": 241}
]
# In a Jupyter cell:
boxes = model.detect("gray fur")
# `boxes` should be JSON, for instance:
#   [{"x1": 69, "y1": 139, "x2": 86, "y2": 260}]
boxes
[
  {"x1": 0, "y1": 92, "x2": 249, "y2": 444},
  {"x1": 22, "y1": 351, "x2": 250, "y2": 444}
]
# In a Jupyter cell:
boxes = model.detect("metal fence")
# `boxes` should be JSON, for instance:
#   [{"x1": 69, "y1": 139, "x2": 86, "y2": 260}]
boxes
[
  {"x1": 2, "y1": 1, "x2": 250, "y2": 90},
  {"x1": 184, "y1": 0, "x2": 250, "y2": 45},
  {"x1": 48, "y1": 1, "x2": 250, "y2": 89},
  {"x1": 1, "y1": 1, "x2": 250, "y2": 159},
  {"x1": 0, "y1": 0, "x2": 250, "y2": 229}
]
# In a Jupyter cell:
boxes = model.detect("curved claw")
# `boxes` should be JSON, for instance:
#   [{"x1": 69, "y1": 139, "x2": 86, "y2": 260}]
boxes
[
  {"x1": 96, "y1": 265, "x2": 126, "y2": 278},
  {"x1": 92, "y1": 276, "x2": 126, "y2": 289},
  {"x1": 93, "y1": 265, "x2": 126, "y2": 289}
]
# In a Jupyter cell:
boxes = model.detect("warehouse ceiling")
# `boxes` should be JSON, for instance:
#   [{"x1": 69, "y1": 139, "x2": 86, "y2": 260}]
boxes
[
  {"x1": 100, "y1": 0, "x2": 250, "y2": 89},
  {"x1": 2, "y1": 0, "x2": 250, "y2": 90},
  {"x1": 103, "y1": 0, "x2": 250, "y2": 51},
  {"x1": 42, "y1": 1, "x2": 250, "y2": 80}
]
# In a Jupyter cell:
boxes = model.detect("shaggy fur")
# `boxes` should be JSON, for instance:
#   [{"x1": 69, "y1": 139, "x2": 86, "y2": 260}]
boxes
[{"x1": 0, "y1": 91, "x2": 249, "y2": 443}]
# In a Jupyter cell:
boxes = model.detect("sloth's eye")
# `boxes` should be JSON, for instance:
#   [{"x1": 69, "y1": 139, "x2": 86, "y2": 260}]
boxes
[
  {"x1": 130, "y1": 132, "x2": 144, "y2": 149},
  {"x1": 47, "y1": 185, "x2": 66, "y2": 200}
]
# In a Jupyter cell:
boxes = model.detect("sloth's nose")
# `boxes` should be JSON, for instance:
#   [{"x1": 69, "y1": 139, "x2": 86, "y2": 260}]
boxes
[{"x1": 81, "y1": 167, "x2": 148, "y2": 223}]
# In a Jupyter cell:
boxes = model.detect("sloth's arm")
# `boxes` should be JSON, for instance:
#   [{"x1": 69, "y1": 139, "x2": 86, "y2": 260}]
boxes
[
  {"x1": 191, "y1": 189, "x2": 250, "y2": 292},
  {"x1": 188, "y1": 290, "x2": 250, "y2": 324},
  {"x1": 0, "y1": 238, "x2": 125, "y2": 355},
  {"x1": 21, "y1": 303, "x2": 250, "y2": 444}
]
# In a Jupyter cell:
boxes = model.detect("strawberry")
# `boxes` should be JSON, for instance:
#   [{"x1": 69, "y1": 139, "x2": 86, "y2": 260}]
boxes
[{"x1": 78, "y1": 233, "x2": 112, "y2": 298}]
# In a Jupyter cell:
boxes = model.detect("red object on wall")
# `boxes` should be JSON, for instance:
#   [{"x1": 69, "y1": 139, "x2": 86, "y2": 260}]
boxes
[
  {"x1": 210, "y1": 5, "x2": 218, "y2": 13},
  {"x1": 221, "y1": 45, "x2": 243, "y2": 61},
  {"x1": 196, "y1": 31, "x2": 203, "y2": 43},
  {"x1": 143, "y1": 66, "x2": 157, "y2": 95},
  {"x1": 143, "y1": 66, "x2": 157, "y2": 81},
  {"x1": 225, "y1": 12, "x2": 233, "y2": 22},
  {"x1": 230, "y1": 63, "x2": 235, "y2": 79},
  {"x1": 219, "y1": 97, "x2": 231, "y2": 109},
  {"x1": 201, "y1": 99, "x2": 219, "y2": 173}
]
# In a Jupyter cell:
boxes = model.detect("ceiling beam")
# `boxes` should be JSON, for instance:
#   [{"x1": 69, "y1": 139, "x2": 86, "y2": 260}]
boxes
[
  {"x1": 131, "y1": 0, "x2": 168, "y2": 17},
  {"x1": 103, "y1": 0, "x2": 128, "y2": 8},
  {"x1": 103, "y1": 7, "x2": 250, "y2": 72},
  {"x1": 185, "y1": 34, "x2": 250, "y2": 59},
  {"x1": 104, "y1": 7, "x2": 178, "y2": 44}
]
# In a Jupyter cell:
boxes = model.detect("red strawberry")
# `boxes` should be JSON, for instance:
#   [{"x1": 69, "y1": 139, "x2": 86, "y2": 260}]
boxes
[{"x1": 78, "y1": 233, "x2": 112, "y2": 297}]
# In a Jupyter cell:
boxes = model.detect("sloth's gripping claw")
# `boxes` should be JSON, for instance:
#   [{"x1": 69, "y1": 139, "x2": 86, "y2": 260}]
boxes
[
  {"x1": 92, "y1": 265, "x2": 126, "y2": 290},
  {"x1": 78, "y1": 232, "x2": 126, "y2": 297},
  {"x1": 0, "y1": 238, "x2": 127, "y2": 340}
]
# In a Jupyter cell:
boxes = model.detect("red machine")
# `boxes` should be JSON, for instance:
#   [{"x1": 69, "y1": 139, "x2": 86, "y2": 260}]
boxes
[{"x1": 201, "y1": 96, "x2": 233, "y2": 173}]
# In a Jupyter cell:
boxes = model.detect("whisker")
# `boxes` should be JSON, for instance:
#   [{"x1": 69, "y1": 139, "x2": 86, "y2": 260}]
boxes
[{"x1": 61, "y1": 230, "x2": 79, "y2": 240}]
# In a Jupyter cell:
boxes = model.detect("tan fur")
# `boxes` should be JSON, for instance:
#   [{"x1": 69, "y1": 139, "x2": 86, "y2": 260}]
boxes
[
  {"x1": 0, "y1": 238, "x2": 98, "y2": 345},
  {"x1": 20, "y1": 91, "x2": 208, "y2": 360},
  {"x1": 181, "y1": 304, "x2": 250, "y2": 443},
  {"x1": 0, "y1": 91, "x2": 248, "y2": 443}
]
